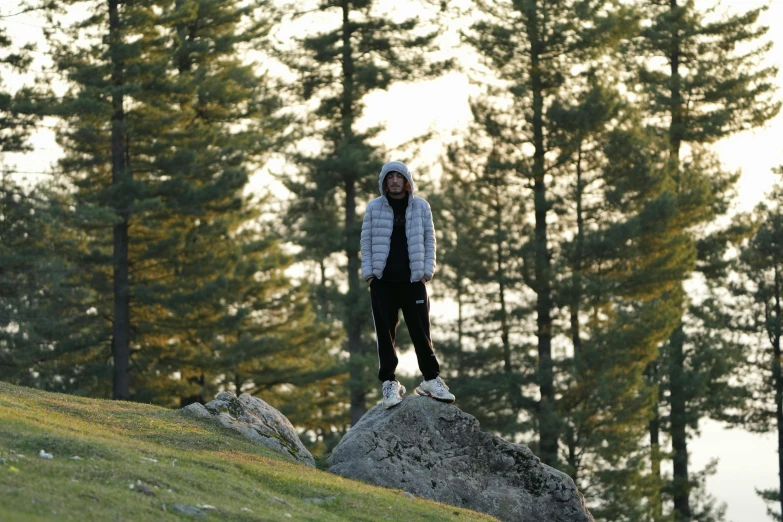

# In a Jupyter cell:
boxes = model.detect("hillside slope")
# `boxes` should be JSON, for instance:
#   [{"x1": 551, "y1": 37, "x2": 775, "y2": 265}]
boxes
[{"x1": 0, "y1": 382, "x2": 496, "y2": 521}]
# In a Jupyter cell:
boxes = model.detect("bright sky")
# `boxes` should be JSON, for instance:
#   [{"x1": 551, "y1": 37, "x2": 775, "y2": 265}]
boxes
[{"x1": 2, "y1": 1, "x2": 782, "y2": 520}]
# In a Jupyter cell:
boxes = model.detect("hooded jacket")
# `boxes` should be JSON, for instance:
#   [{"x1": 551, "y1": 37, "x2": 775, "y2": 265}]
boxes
[{"x1": 361, "y1": 161, "x2": 436, "y2": 283}]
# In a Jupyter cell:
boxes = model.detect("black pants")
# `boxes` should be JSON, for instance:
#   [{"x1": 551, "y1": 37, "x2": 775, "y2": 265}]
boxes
[{"x1": 370, "y1": 278, "x2": 440, "y2": 382}]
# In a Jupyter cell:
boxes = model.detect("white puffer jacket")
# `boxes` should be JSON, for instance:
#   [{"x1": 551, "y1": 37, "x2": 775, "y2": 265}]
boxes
[{"x1": 361, "y1": 161, "x2": 436, "y2": 283}]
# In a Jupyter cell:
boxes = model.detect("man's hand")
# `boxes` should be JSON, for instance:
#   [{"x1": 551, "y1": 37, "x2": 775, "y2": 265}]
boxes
[
  {"x1": 420, "y1": 277, "x2": 427, "y2": 284},
  {"x1": 367, "y1": 277, "x2": 375, "y2": 285}
]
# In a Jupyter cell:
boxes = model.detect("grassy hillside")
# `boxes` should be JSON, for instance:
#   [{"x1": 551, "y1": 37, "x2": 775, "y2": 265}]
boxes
[{"x1": 0, "y1": 382, "x2": 496, "y2": 521}]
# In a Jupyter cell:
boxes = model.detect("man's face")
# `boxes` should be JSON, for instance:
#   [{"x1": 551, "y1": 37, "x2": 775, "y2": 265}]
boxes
[{"x1": 384, "y1": 171, "x2": 406, "y2": 197}]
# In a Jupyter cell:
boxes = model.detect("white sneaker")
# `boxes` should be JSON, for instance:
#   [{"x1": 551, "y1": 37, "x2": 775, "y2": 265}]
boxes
[
  {"x1": 382, "y1": 380, "x2": 406, "y2": 409},
  {"x1": 415, "y1": 376, "x2": 455, "y2": 403}
]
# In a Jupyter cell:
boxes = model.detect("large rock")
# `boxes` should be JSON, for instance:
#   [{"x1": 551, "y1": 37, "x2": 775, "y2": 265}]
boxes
[
  {"x1": 327, "y1": 396, "x2": 593, "y2": 522},
  {"x1": 182, "y1": 392, "x2": 314, "y2": 467}
]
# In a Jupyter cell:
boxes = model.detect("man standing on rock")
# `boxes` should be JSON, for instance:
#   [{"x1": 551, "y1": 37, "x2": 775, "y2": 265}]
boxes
[{"x1": 361, "y1": 160, "x2": 455, "y2": 409}]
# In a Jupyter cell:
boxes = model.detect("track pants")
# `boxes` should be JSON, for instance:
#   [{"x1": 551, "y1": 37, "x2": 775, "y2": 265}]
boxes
[{"x1": 370, "y1": 278, "x2": 440, "y2": 382}]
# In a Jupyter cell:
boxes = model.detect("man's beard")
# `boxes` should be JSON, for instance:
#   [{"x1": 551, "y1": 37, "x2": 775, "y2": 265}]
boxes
[{"x1": 386, "y1": 182, "x2": 406, "y2": 196}]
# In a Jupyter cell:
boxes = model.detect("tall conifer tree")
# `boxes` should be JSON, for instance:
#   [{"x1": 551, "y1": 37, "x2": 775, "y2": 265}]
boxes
[
  {"x1": 633, "y1": 1, "x2": 779, "y2": 518},
  {"x1": 430, "y1": 131, "x2": 536, "y2": 439},
  {"x1": 0, "y1": 16, "x2": 40, "y2": 159},
  {"x1": 0, "y1": 15, "x2": 86, "y2": 386},
  {"x1": 431, "y1": 80, "x2": 688, "y2": 519},
  {"x1": 550, "y1": 88, "x2": 688, "y2": 521},
  {"x1": 0, "y1": 176, "x2": 106, "y2": 390},
  {"x1": 732, "y1": 173, "x2": 783, "y2": 521},
  {"x1": 465, "y1": 0, "x2": 631, "y2": 468},
  {"x1": 42, "y1": 0, "x2": 166, "y2": 399},
  {"x1": 38, "y1": 0, "x2": 337, "y2": 409}
]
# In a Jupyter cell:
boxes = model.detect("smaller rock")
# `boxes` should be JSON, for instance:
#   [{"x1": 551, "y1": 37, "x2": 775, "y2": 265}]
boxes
[
  {"x1": 136, "y1": 482, "x2": 155, "y2": 496},
  {"x1": 70, "y1": 456, "x2": 83, "y2": 461},
  {"x1": 304, "y1": 496, "x2": 337, "y2": 505},
  {"x1": 182, "y1": 403, "x2": 211, "y2": 419},
  {"x1": 241, "y1": 507, "x2": 253, "y2": 512},
  {"x1": 38, "y1": 450, "x2": 53, "y2": 459},
  {"x1": 171, "y1": 504, "x2": 206, "y2": 518},
  {"x1": 183, "y1": 392, "x2": 315, "y2": 467},
  {"x1": 271, "y1": 496, "x2": 288, "y2": 505}
]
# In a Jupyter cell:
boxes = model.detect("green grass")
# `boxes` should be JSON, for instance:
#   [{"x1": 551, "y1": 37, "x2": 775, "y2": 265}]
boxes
[{"x1": 0, "y1": 382, "x2": 496, "y2": 521}]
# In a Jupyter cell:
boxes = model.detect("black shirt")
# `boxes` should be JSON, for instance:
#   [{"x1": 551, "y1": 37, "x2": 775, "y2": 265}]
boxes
[{"x1": 382, "y1": 193, "x2": 411, "y2": 282}]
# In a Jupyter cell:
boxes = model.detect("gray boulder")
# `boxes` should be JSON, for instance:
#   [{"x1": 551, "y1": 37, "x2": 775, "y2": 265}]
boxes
[
  {"x1": 182, "y1": 392, "x2": 314, "y2": 467},
  {"x1": 327, "y1": 396, "x2": 593, "y2": 522}
]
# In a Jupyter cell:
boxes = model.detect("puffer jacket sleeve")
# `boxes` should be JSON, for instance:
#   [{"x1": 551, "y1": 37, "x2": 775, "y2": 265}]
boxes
[
  {"x1": 361, "y1": 201, "x2": 374, "y2": 281},
  {"x1": 423, "y1": 200, "x2": 436, "y2": 281}
]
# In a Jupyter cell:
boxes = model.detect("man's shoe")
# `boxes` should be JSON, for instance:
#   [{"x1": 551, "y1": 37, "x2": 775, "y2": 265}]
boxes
[
  {"x1": 415, "y1": 376, "x2": 455, "y2": 403},
  {"x1": 382, "y1": 380, "x2": 406, "y2": 409}
]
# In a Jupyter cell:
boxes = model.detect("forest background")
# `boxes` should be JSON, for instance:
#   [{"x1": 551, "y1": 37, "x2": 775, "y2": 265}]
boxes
[{"x1": 1, "y1": 0, "x2": 782, "y2": 520}]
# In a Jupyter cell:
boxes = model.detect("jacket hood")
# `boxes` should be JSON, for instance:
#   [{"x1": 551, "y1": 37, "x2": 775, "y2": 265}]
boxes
[{"x1": 379, "y1": 161, "x2": 415, "y2": 198}]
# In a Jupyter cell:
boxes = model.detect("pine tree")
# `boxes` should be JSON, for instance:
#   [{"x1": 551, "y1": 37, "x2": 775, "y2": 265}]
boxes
[
  {"x1": 465, "y1": 0, "x2": 633, "y2": 467},
  {"x1": 430, "y1": 79, "x2": 682, "y2": 519},
  {"x1": 117, "y1": 0, "x2": 300, "y2": 406},
  {"x1": 632, "y1": 1, "x2": 780, "y2": 518},
  {"x1": 40, "y1": 0, "x2": 165, "y2": 399},
  {"x1": 430, "y1": 131, "x2": 536, "y2": 439},
  {"x1": 35, "y1": 0, "x2": 340, "y2": 414},
  {"x1": 0, "y1": 15, "x2": 40, "y2": 157},
  {"x1": 278, "y1": 0, "x2": 450, "y2": 425},
  {"x1": 549, "y1": 87, "x2": 684, "y2": 520},
  {"x1": 461, "y1": 0, "x2": 744, "y2": 513},
  {"x1": 0, "y1": 14, "x2": 93, "y2": 387},
  {"x1": 732, "y1": 173, "x2": 783, "y2": 522},
  {"x1": 0, "y1": 175, "x2": 109, "y2": 391}
]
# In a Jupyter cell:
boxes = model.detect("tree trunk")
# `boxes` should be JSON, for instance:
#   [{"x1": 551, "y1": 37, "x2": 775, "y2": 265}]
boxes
[
  {"x1": 346, "y1": 176, "x2": 365, "y2": 426},
  {"x1": 565, "y1": 145, "x2": 585, "y2": 483},
  {"x1": 668, "y1": 0, "x2": 684, "y2": 164},
  {"x1": 311, "y1": 259, "x2": 328, "y2": 322},
  {"x1": 340, "y1": 0, "x2": 365, "y2": 426},
  {"x1": 494, "y1": 176, "x2": 522, "y2": 411},
  {"x1": 773, "y1": 266, "x2": 783, "y2": 519},
  {"x1": 669, "y1": 323, "x2": 692, "y2": 521},
  {"x1": 648, "y1": 360, "x2": 663, "y2": 521},
  {"x1": 566, "y1": 423, "x2": 578, "y2": 482},
  {"x1": 667, "y1": 1, "x2": 690, "y2": 517},
  {"x1": 525, "y1": 0, "x2": 557, "y2": 466},
  {"x1": 109, "y1": 0, "x2": 131, "y2": 401},
  {"x1": 570, "y1": 145, "x2": 584, "y2": 360},
  {"x1": 457, "y1": 275, "x2": 464, "y2": 353}
]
